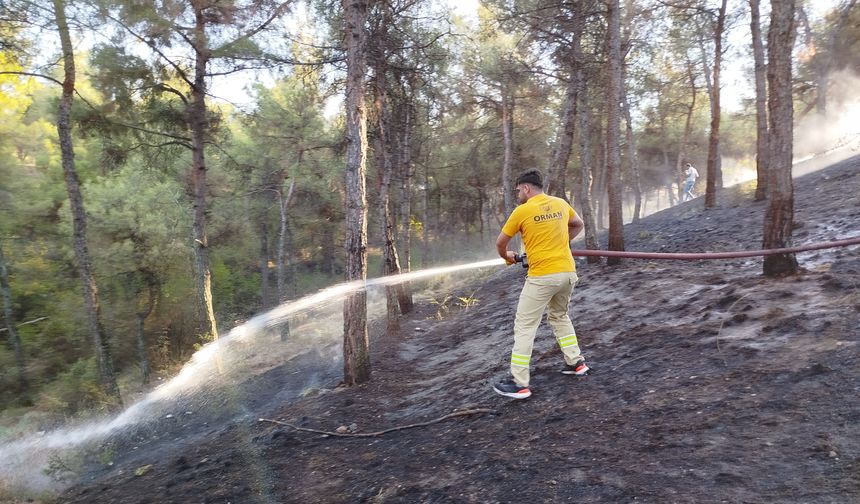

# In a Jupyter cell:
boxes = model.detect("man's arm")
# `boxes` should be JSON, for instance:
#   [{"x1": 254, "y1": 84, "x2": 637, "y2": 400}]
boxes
[
  {"x1": 568, "y1": 214, "x2": 584, "y2": 240},
  {"x1": 496, "y1": 232, "x2": 516, "y2": 264}
]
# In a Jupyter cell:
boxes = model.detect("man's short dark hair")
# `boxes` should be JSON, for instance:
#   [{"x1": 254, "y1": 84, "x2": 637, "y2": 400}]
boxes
[{"x1": 515, "y1": 169, "x2": 543, "y2": 188}]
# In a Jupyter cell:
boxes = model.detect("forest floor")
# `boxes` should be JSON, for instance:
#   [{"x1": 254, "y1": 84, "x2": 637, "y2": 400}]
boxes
[{"x1": 40, "y1": 154, "x2": 860, "y2": 503}]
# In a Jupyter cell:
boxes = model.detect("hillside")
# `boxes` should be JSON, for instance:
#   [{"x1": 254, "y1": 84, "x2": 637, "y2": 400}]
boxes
[{"x1": 53, "y1": 154, "x2": 860, "y2": 504}]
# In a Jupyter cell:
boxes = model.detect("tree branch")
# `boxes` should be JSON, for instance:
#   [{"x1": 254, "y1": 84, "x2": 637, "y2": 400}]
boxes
[
  {"x1": 0, "y1": 316, "x2": 48, "y2": 333},
  {"x1": 212, "y1": 1, "x2": 293, "y2": 56},
  {"x1": 102, "y1": 12, "x2": 195, "y2": 89},
  {"x1": 0, "y1": 70, "x2": 63, "y2": 87},
  {"x1": 258, "y1": 408, "x2": 497, "y2": 438}
]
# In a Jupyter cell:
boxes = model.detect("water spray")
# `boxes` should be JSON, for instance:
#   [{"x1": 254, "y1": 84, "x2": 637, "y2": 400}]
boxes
[{"x1": 0, "y1": 256, "x2": 508, "y2": 495}]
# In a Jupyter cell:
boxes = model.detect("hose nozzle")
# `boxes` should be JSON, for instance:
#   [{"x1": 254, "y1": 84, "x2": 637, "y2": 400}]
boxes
[{"x1": 513, "y1": 253, "x2": 528, "y2": 269}]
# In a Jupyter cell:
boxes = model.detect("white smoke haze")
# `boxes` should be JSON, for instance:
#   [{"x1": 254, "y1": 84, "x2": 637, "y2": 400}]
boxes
[
  {"x1": 794, "y1": 69, "x2": 860, "y2": 172},
  {"x1": 637, "y1": 69, "x2": 860, "y2": 221}
]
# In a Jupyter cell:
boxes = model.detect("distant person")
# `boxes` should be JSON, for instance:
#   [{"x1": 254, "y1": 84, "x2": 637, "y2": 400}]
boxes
[
  {"x1": 683, "y1": 163, "x2": 699, "y2": 202},
  {"x1": 492, "y1": 169, "x2": 589, "y2": 400}
]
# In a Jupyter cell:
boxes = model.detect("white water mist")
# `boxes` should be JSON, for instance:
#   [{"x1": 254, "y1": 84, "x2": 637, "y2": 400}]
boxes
[{"x1": 0, "y1": 258, "x2": 506, "y2": 496}]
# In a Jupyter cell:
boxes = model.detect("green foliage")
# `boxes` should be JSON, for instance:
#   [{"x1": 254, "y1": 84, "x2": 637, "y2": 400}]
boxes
[
  {"x1": 35, "y1": 358, "x2": 110, "y2": 415},
  {"x1": 428, "y1": 291, "x2": 480, "y2": 319},
  {"x1": 44, "y1": 452, "x2": 81, "y2": 483}
]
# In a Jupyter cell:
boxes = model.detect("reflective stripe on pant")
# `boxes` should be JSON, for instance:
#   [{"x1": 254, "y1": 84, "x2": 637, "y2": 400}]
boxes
[{"x1": 511, "y1": 271, "x2": 582, "y2": 387}]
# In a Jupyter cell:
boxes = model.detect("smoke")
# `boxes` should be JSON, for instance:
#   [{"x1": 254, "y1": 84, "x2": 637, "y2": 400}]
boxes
[{"x1": 793, "y1": 69, "x2": 860, "y2": 173}]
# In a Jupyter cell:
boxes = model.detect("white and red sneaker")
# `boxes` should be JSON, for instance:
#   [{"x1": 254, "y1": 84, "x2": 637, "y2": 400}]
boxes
[{"x1": 561, "y1": 360, "x2": 590, "y2": 376}]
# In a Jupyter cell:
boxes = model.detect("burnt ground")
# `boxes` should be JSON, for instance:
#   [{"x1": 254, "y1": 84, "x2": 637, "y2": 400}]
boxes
[{"x1": 51, "y1": 154, "x2": 860, "y2": 504}]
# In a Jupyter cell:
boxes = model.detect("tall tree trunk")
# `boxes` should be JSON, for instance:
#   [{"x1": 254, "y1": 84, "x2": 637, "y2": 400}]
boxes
[
  {"x1": 662, "y1": 149, "x2": 677, "y2": 206},
  {"x1": 572, "y1": 8, "x2": 600, "y2": 261},
  {"x1": 704, "y1": 0, "x2": 727, "y2": 208},
  {"x1": 422, "y1": 161, "x2": 430, "y2": 266},
  {"x1": 501, "y1": 92, "x2": 515, "y2": 216},
  {"x1": 621, "y1": 0, "x2": 641, "y2": 222},
  {"x1": 399, "y1": 100, "x2": 413, "y2": 273},
  {"x1": 763, "y1": 0, "x2": 798, "y2": 276},
  {"x1": 0, "y1": 242, "x2": 28, "y2": 398},
  {"x1": 656, "y1": 90, "x2": 677, "y2": 207},
  {"x1": 546, "y1": 63, "x2": 578, "y2": 198},
  {"x1": 576, "y1": 74, "x2": 601, "y2": 263},
  {"x1": 594, "y1": 120, "x2": 608, "y2": 230},
  {"x1": 676, "y1": 58, "x2": 697, "y2": 202},
  {"x1": 190, "y1": 5, "x2": 218, "y2": 342},
  {"x1": 258, "y1": 219, "x2": 270, "y2": 309},
  {"x1": 276, "y1": 178, "x2": 294, "y2": 342},
  {"x1": 343, "y1": 0, "x2": 371, "y2": 385},
  {"x1": 136, "y1": 271, "x2": 158, "y2": 385},
  {"x1": 605, "y1": 0, "x2": 625, "y2": 263},
  {"x1": 277, "y1": 178, "x2": 295, "y2": 301},
  {"x1": 797, "y1": 6, "x2": 827, "y2": 114},
  {"x1": 378, "y1": 163, "x2": 400, "y2": 334},
  {"x1": 621, "y1": 75, "x2": 641, "y2": 223},
  {"x1": 750, "y1": 0, "x2": 769, "y2": 201},
  {"x1": 373, "y1": 72, "x2": 403, "y2": 334},
  {"x1": 396, "y1": 101, "x2": 414, "y2": 312},
  {"x1": 53, "y1": 0, "x2": 122, "y2": 406}
]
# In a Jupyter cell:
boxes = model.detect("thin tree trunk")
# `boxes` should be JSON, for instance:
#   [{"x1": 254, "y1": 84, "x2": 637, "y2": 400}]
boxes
[
  {"x1": 190, "y1": 4, "x2": 218, "y2": 342},
  {"x1": 605, "y1": 0, "x2": 625, "y2": 262},
  {"x1": 378, "y1": 163, "x2": 400, "y2": 334},
  {"x1": 546, "y1": 64, "x2": 578, "y2": 198},
  {"x1": 621, "y1": 0, "x2": 641, "y2": 222},
  {"x1": 373, "y1": 72, "x2": 402, "y2": 334},
  {"x1": 676, "y1": 58, "x2": 697, "y2": 202},
  {"x1": 277, "y1": 178, "x2": 295, "y2": 301},
  {"x1": 276, "y1": 178, "x2": 294, "y2": 341},
  {"x1": 136, "y1": 271, "x2": 158, "y2": 385},
  {"x1": 750, "y1": 0, "x2": 769, "y2": 201},
  {"x1": 576, "y1": 78, "x2": 601, "y2": 263},
  {"x1": 0, "y1": 242, "x2": 28, "y2": 398},
  {"x1": 399, "y1": 101, "x2": 413, "y2": 272},
  {"x1": 704, "y1": 0, "x2": 727, "y2": 208},
  {"x1": 53, "y1": 0, "x2": 121, "y2": 406},
  {"x1": 572, "y1": 11, "x2": 600, "y2": 262},
  {"x1": 662, "y1": 148, "x2": 677, "y2": 206},
  {"x1": 797, "y1": 7, "x2": 827, "y2": 114},
  {"x1": 763, "y1": 0, "x2": 799, "y2": 276},
  {"x1": 422, "y1": 160, "x2": 430, "y2": 266},
  {"x1": 501, "y1": 92, "x2": 515, "y2": 216},
  {"x1": 343, "y1": 0, "x2": 371, "y2": 385},
  {"x1": 621, "y1": 78, "x2": 641, "y2": 222},
  {"x1": 396, "y1": 101, "x2": 413, "y2": 313},
  {"x1": 259, "y1": 219, "x2": 270, "y2": 309}
]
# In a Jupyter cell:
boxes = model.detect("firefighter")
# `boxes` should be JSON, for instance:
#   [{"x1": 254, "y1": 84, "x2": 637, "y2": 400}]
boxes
[{"x1": 493, "y1": 169, "x2": 589, "y2": 399}]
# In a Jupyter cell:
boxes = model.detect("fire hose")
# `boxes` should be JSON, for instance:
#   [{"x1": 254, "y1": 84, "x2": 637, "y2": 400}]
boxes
[{"x1": 512, "y1": 235, "x2": 860, "y2": 267}]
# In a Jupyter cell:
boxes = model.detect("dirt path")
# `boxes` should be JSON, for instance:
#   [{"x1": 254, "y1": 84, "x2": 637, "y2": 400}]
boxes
[{"x1": 57, "y1": 155, "x2": 860, "y2": 504}]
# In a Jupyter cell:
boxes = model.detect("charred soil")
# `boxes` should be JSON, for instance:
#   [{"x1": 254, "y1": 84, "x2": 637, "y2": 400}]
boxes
[{"x1": 59, "y1": 156, "x2": 860, "y2": 504}]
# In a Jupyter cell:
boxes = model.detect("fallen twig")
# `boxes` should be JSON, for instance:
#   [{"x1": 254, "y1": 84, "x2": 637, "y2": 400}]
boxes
[
  {"x1": 258, "y1": 408, "x2": 497, "y2": 438},
  {"x1": 611, "y1": 350, "x2": 659, "y2": 372}
]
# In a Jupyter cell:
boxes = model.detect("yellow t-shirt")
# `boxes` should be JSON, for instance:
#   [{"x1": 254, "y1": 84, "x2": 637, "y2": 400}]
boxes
[{"x1": 501, "y1": 193, "x2": 576, "y2": 276}]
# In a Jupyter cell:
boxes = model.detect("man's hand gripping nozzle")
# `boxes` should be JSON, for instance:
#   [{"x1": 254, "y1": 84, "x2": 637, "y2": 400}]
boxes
[{"x1": 513, "y1": 253, "x2": 528, "y2": 269}]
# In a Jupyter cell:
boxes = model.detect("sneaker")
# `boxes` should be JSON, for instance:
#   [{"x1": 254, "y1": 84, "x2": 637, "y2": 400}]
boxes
[
  {"x1": 492, "y1": 379, "x2": 532, "y2": 399},
  {"x1": 561, "y1": 360, "x2": 590, "y2": 376}
]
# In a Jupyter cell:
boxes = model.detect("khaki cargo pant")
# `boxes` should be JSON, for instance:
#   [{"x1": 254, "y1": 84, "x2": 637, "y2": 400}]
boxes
[{"x1": 510, "y1": 271, "x2": 582, "y2": 387}]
